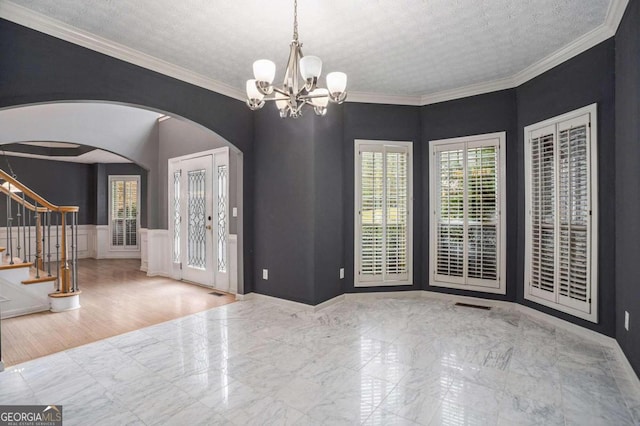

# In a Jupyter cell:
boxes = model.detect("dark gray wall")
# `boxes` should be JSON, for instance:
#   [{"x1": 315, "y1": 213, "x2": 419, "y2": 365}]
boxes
[
  {"x1": 516, "y1": 39, "x2": 616, "y2": 337},
  {"x1": 253, "y1": 105, "x2": 345, "y2": 305},
  {"x1": 95, "y1": 163, "x2": 148, "y2": 228},
  {"x1": 0, "y1": 18, "x2": 255, "y2": 293},
  {"x1": 0, "y1": 156, "x2": 95, "y2": 225},
  {"x1": 421, "y1": 89, "x2": 518, "y2": 302},
  {"x1": 343, "y1": 103, "x2": 423, "y2": 293},
  {"x1": 314, "y1": 106, "x2": 345, "y2": 304},
  {"x1": 254, "y1": 108, "x2": 316, "y2": 304},
  {"x1": 615, "y1": 0, "x2": 640, "y2": 375}
]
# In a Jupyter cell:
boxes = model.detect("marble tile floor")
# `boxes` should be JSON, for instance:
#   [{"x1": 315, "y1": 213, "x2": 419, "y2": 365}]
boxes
[{"x1": 1, "y1": 296, "x2": 639, "y2": 425}]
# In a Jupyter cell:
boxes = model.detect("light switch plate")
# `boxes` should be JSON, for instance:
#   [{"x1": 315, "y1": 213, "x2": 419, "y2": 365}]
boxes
[
  {"x1": 262, "y1": 269, "x2": 268, "y2": 280},
  {"x1": 340, "y1": 268, "x2": 344, "y2": 279},
  {"x1": 232, "y1": 207, "x2": 238, "y2": 217}
]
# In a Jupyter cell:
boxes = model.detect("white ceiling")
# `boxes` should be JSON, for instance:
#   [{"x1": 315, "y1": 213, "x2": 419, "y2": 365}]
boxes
[{"x1": 1, "y1": 0, "x2": 625, "y2": 104}]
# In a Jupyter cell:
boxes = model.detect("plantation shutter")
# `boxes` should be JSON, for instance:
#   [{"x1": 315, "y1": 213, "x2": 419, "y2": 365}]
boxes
[
  {"x1": 526, "y1": 108, "x2": 594, "y2": 319},
  {"x1": 110, "y1": 177, "x2": 140, "y2": 249},
  {"x1": 529, "y1": 125, "x2": 557, "y2": 302},
  {"x1": 357, "y1": 143, "x2": 411, "y2": 284},
  {"x1": 435, "y1": 144, "x2": 466, "y2": 284},
  {"x1": 467, "y1": 143, "x2": 499, "y2": 285},
  {"x1": 432, "y1": 138, "x2": 502, "y2": 290}
]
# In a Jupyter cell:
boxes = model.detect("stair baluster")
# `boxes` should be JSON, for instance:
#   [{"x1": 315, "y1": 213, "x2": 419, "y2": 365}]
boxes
[
  {"x1": 27, "y1": 202, "x2": 31, "y2": 264},
  {"x1": 46, "y1": 211, "x2": 51, "y2": 277},
  {"x1": 16, "y1": 195, "x2": 21, "y2": 261},
  {"x1": 21, "y1": 192, "x2": 26, "y2": 263},
  {"x1": 55, "y1": 213, "x2": 60, "y2": 293},
  {"x1": 34, "y1": 203, "x2": 40, "y2": 279},
  {"x1": 7, "y1": 185, "x2": 13, "y2": 264}
]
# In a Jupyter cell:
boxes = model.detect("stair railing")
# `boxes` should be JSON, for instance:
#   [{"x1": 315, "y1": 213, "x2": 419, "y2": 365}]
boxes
[{"x1": 0, "y1": 169, "x2": 80, "y2": 294}]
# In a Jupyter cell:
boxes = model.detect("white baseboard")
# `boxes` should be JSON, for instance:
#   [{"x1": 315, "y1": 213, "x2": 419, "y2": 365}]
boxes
[
  {"x1": 314, "y1": 294, "x2": 345, "y2": 311},
  {"x1": 237, "y1": 292, "x2": 343, "y2": 313},
  {"x1": 515, "y1": 303, "x2": 615, "y2": 348}
]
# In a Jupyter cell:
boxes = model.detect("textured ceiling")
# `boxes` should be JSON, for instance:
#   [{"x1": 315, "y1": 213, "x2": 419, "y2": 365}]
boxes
[{"x1": 7, "y1": 0, "x2": 612, "y2": 98}]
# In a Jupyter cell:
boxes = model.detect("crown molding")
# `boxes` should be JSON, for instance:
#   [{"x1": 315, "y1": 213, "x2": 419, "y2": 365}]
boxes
[
  {"x1": 0, "y1": 0, "x2": 629, "y2": 107},
  {"x1": 0, "y1": 1, "x2": 246, "y2": 102},
  {"x1": 346, "y1": 91, "x2": 422, "y2": 106},
  {"x1": 419, "y1": 76, "x2": 516, "y2": 106}
]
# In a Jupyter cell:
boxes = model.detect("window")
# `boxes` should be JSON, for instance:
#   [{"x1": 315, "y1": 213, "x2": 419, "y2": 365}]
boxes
[
  {"x1": 109, "y1": 175, "x2": 140, "y2": 250},
  {"x1": 355, "y1": 140, "x2": 413, "y2": 287},
  {"x1": 524, "y1": 104, "x2": 598, "y2": 322},
  {"x1": 429, "y1": 132, "x2": 506, "y2": 294}
]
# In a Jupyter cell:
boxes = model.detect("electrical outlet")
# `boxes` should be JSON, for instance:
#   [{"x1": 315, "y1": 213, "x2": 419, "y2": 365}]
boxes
[
  {"x1": 339, "y1": 268, "x2": 344, "y2": 279},
  {"x1": 625, "y1": 311, "x2": 630, "y2": 331},
  {"x1": 262, "y1": 269, "x2": 268, "y2": 280}
]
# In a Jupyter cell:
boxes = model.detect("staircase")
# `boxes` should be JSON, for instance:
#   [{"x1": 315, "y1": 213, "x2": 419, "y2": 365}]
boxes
[{"x1": 0, "y1": 168, "x2": 81, "y2": 320}]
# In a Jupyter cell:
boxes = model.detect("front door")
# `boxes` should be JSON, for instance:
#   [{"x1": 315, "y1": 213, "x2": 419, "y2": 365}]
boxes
[
  {"x1": 180, "y1": 155, "x2": 214, "y2": 285},
  {"x1": 169, "y1": 149, "x2": 230, "y2": 291}
]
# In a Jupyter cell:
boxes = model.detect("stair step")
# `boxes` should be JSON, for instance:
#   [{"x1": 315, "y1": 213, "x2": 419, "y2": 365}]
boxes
[
  {"x1": 22, "y1": 275, "x2": 57, "y2": 285},
  {"x1": 49, "y1": 290, "x2": 82, "y2": 298},
  {"x1": 0, "y1": 262, "x2": 33, "y2": 271}
]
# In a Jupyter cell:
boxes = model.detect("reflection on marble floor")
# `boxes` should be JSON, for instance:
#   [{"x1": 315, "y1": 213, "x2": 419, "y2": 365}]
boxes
[{"x1": 2, "y1": 296, "x2": 639, "y2": 425}]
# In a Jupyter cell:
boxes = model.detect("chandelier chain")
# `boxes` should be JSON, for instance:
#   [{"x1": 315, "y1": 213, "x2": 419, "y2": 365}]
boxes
[{"x1": 293, "y1": 0, "x2": 298, "y2": 41}]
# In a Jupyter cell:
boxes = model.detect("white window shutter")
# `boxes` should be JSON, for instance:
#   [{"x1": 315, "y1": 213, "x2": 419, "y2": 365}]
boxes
[
  {"x1": 356, "y1": 141, "x2": 412, "y2": 286},
  {"x1": 430, "y1": 134, "x2": 505, "y2": 293},
  {"x1": 524, "y1": 105, "x2": 597, "y2": 322},
  {"x1": 529, "y1": 126, "x2": 557, "y2": 302},
  {"x1": 435, "y1": 147, "x2": 466, "y2": 284}
]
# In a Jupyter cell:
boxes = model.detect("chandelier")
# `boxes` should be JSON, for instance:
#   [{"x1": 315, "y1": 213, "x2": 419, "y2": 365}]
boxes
[{"x1": 245, "y1": 0, "x2": 348, "y2": 118}]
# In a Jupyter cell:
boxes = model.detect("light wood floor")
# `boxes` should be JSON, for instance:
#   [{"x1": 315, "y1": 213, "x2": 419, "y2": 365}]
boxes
[{"x1": 1, "y1": 258, "x2": 235, "y2": 366}]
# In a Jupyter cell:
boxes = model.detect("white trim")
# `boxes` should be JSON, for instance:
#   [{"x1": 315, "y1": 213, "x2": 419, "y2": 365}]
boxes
[
  {"x1": 420, "y1": 76, "x2": 515, "y2": 106},
  {"x1": 108, "y1": 175, "x2": 141, "y2": 252},
  {"x1": 428, "y1": 132, "x2": 507, "y2": 295},
  {"x1": 354, "y1": 140, "x2": 414, "y2": 288},
  {"x1": 0, "y1": 2, "x2": 246, "y2": 102},
  {"x1": 313, "y1": 294, "x2": 346, "y2": 311},
  {"x1": 523, "y1": 104, "x2": 598, "y2": 323},
  {"x1": 145, "y1": 229, "x2": 171, "y2": 277},
  {"x1": 0, "y1": 0, "x2": 628, "y2": 107},
  {"x1": 346, "y1": 92, "x2": 422, "y2": 106},
  {"x1": 236, "y1": 292, "x2": 345, "y2": 312},
  {"x1": 139, "y1": 228, "x2": 148, "y2": 272}
]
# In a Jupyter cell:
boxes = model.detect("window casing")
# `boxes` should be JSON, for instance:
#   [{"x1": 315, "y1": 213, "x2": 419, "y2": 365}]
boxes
[
  {"x1": 524, "y1": 104, "x2": 598, "y2": 323},
  {"x1": 355, "y1": 140, "x2": 413, "y2": 287},
  {"x1": 109, "y1": 175, "x2": 140, "y2": 250},
  {"x1": 429, "y1": 132, "x2": 506, "y2": 294}
]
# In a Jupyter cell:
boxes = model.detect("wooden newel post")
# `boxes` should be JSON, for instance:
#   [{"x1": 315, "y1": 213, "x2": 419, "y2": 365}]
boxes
[{"x1": 59, "y1": 212, "x2": 71, "y2": 293}]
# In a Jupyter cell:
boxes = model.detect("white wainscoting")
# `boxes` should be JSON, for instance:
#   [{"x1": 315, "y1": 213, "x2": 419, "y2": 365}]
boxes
[
  {"x1": 0, "y1": 224, "x2": 96, "y2": 261},
  {"x1": 140, "y1": 228, "x2": 148, "y2": 272},
  {"x1": 95, "y1": 225, "x2": 141, "y2": 259},
  {"x1": 145, "y1": 229, "x2": 171, "y2": 277}
]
